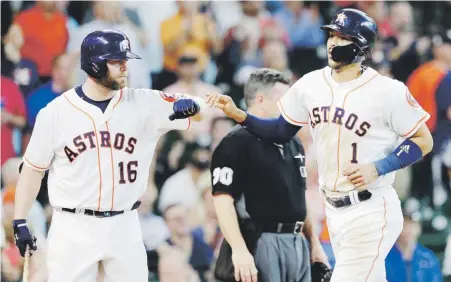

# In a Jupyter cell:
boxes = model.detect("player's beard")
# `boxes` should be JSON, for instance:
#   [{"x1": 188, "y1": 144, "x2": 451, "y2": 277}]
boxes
[{"x1": 98, "y1": 72, "x2": 127, "y2": 90}]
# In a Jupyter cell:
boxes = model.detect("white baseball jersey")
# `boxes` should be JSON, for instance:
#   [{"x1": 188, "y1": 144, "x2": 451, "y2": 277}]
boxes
[
  {"x1": 278, "y1": 66, "x2": 430, "y2": 193},
  {"x1": 23, "y1": 87, "x2": 191, "y2": 211}
]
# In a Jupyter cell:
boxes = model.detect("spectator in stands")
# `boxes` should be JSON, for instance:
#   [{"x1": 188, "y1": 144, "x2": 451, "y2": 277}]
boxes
[
  {"x1": 67, "y1": 1, "x2": 150, "y2": 88},
  {"x1": 1, "y1": 158, "x2": 47, "y2": 238},
  {"x1": 210, "y1": 116, "x2": 235, "y2": 151},
  {"x1": 385, "y1": 2, "x2": 431, "y2": 83},
  {"x1": 158, "y1": 247, "x2": 201, "y2": 282},
  {"x1": 55, "y1": 0, "x2": 79, "y2": 36},
  {"x1": 385, "y1": 210, "x2": 443, "y2": 282},
  {"x1": 25, "y1": 54, "x2": 73, "y2": 131},
  {"x1": 14, "y1": 1, "x2": 69, "y2": 82},
  {"x1": 138, "y1": 182, "x2": 170, "y2": 276},
  {"x1": 197, "y1": 173, "x2": 222, "y2": 254},
  {"x1": 234, "y1": 40, "x2": 296, "y2": 87},
  {"x1": 162, "y1": 204, "x2": 214, "y2": 282},
  {"x1": 2, "y1": 158, "x2": 48, "y2": 282},
  {"x1": 407, "y1": 30, "x2": 451, "y2": 207},
  {"x1": 274, "y1": 1, "x2": 326, "y2": 76},
  {"x1": 1, "y1": 76, "x2": 26, "y2": 166},
  {"x1": 157, "y1": 1, "x2": 222, "y2": 90},
  {"x1": 139, "y1": 183, "x2": 170, "y2": 252},
  {"x1": 1, "y1": 199, "x2": 23, "y2": 282},
  {"x1": 430, "y1": 30, "x2": 451, "y2": 201},
  {"x1": 355, "y1": 1, "x2": 390, "y2": 37},
  {"x1": 164, "y1": 50, "x2": 224, "y2": 140},
  {"x1": 217, "y1": 0, "x2": 288, "y2": 88},
  {"x1": 1, "y1": 24, "x2": 40, "y2": 97},
  {"x1": 158, "y1": 143, "x2": 212, "y2": 227}
]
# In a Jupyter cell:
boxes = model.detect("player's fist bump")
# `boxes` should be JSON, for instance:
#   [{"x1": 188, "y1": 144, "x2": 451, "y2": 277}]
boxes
[
  {"x1": 343, "y1": 163, "x2": 378, "y2": 189},
  {"x1": 12, "y1": 219, "x2": 37, "y2": 257},
  {"x1": 169, "y1": 98, "x2": 200, "y2": 121}
]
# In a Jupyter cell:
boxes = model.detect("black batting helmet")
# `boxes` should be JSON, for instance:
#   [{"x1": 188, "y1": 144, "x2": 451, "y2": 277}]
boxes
[
  {"x1": 321, "y1": 8, "x2": 378, "y2": 64},
  {"x1": 80, "y1": 29, "x2": 141, "y2": 79}
]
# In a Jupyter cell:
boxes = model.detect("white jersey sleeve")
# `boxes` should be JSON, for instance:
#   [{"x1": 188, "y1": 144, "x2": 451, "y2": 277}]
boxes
[
  {"x1": 152, "y1": 91, "x2": 191, "y2": 134},
  {"x1": 277, "y1": 77, "x2": 310, "y2": 126},
  {"x1": 387, "y1": 85, "x2": 430, "y2": 138},
  {"x1": 23, "y1": 106, "x2": 55, "y2": 171}
]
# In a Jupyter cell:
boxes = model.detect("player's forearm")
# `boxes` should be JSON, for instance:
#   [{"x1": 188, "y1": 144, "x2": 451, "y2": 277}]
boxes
[
  {"x1": 213, "y1": 194, "x2": 248, "y2": 251},
  {"x1": 374, "y1": 124, "x2": 433, "y2": 176},
  {"x1": 303, "y1": 211, "x2": 321, "y2": 248},
  {"x1": 407, "y1": 124, "x2": 433, "y2": 155},
  {"x1": 240, "y1": 114, "x2": 301, "y2": 144},
  {"x1": 14, "y1": 165, "x2": 44, "y2": 219}
]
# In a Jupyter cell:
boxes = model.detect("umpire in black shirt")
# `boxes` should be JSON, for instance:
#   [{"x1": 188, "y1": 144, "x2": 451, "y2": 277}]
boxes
[{"x1": 211, "y1": 69, "x2": 329, "y2": 282}]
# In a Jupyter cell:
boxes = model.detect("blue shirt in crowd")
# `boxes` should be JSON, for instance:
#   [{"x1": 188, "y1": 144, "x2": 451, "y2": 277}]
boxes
[
  {"x1": 26, "y1": 81, "x2": 60, "y2": 128},
  {"x1": 385, "y1": 243, "x2": 443, "y2": 282},
  {"x1": 274, "y1": 7, "x2": 325, "y2": 49}
]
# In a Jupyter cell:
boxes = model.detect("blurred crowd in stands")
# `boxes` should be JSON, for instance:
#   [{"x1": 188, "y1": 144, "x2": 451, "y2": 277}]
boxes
[{"x1": 1, "y1": 1, "x2": 450, "y2": 281}]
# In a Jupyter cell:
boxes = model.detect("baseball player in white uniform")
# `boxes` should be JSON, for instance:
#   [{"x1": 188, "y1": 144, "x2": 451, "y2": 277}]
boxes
[
  {"x1": 12, "y1": 30, "x2": 204, "y2": 282},
  {"x1": 205, "y1": 9, "x2": 434, "y2": 282}
]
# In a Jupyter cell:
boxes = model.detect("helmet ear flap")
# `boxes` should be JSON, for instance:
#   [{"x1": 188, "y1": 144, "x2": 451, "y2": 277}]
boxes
[{"x1": 84, "y1": 57, "x2": 107, "y2": 79}]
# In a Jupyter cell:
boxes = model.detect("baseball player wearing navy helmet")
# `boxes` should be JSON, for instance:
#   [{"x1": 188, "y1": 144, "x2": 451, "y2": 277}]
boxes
[
  {"x1": 206, "y1": 8, "x2": 433, "y2": 282},
  {"x1": 12, "y1": 29, "x2": 205, "y2": 281}
]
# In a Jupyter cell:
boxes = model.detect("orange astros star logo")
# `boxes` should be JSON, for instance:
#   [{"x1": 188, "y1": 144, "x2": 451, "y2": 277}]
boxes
[{"x1": 335, "y1": 13, "x2": 347, "y2": 26}]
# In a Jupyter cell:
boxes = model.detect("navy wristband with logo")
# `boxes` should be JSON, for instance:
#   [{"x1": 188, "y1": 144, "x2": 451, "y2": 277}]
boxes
[{"x1": 373, "y1": 139, "x2": 423, "y2": 176}]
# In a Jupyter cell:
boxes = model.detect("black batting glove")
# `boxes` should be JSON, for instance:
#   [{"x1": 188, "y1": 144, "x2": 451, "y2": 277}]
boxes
[
  {"x1": 311, "y1": 261, "x2": 332, "y2": 282},
  {"x1": 12, "y1": 219, "x2": 37, "y2": 257},
  {"x1": 168, "y1": 99, "x2": 200, "y2": 121}
]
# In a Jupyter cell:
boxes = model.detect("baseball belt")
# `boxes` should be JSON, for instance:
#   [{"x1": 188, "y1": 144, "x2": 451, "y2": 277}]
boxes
[
  {"x1": 56, "y1": 201, "x2": 141, "y2": 218},
  {"x1": 324, "y1": 190, "x2": 372, "y2": 208}
]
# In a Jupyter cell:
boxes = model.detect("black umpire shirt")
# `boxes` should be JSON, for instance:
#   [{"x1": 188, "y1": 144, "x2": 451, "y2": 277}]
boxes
[{"x1": 211, "y1": 125, "x2": 307, "y2": 223}]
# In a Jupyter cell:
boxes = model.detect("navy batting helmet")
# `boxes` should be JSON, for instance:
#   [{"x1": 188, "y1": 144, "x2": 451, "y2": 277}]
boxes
[
  {"x1": 80, "y1": 29, "x2": 141, "y2": 79},
  {"x1": 321, "y1": 8, "x2": 378, "y2": 64}
]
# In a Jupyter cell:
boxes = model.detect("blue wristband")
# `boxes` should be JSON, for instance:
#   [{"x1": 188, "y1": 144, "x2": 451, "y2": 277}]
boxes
[{"x1": 373, "y1": 139, "x2": 423, "y2": 176}]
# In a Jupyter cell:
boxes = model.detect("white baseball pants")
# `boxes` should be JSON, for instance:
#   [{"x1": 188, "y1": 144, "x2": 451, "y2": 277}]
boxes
[
  {"x1": 325, "y1": 187, "x2": 403, "y2": 282},
  {"x1": 46, "y1": 209, "x2": 148, "y2": 282}
]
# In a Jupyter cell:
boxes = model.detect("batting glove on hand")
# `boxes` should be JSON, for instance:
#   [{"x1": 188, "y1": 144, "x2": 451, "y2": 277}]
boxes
[
  {"x1": 12, "y1": 219, "x2": 37, "y2": 257},
  {"x1": 311, "y1": 261, "x2": 332, "y2": 282},
  {"x1": 168, "y1": 99, "x2": 200, "y2": 121}
]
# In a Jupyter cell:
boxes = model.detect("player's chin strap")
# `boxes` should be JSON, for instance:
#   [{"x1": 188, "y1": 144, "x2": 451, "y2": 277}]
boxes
[{"x1": 331, "y1": 43, "x2": 367, "y2": 64}]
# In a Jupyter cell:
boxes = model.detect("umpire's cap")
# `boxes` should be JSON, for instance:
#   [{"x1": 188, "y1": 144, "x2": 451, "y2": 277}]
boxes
[
  {"x1": 80, "y1": 29, "x2": 141, "y2": 79},
  {"x1": 321, "y1": 8, "x2": 378, "y2": 50}
]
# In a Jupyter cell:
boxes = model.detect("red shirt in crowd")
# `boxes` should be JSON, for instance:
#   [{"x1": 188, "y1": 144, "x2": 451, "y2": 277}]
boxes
[
  {"x1": 14, "y1": 5, "x2": 68, "y2": 77},
  {"x1": 1, "y1": 76, "x2": 26, "y2": 165}
]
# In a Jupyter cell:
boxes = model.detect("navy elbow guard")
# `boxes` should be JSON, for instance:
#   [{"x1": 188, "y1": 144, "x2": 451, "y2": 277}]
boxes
[{"x1": 374, "y1": 139, "x2": 423, "y2": 176}]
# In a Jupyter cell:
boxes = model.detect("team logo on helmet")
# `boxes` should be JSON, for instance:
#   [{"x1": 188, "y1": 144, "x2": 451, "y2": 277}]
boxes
[
  {"x1": 335, "y1": 12, "x2": 348, "y2": 26},
  {"x1": 119, "y1": 40, "x2": 130, "y2": 52}
]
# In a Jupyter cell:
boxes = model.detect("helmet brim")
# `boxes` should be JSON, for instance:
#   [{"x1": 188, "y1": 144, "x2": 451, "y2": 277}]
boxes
[{"x1": 99, "y1": 51, "x2": 142, "y2": 60}]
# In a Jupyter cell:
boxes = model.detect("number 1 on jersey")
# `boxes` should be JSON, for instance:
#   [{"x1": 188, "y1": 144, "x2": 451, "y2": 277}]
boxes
[
  {"x1": 119, "y1": 161, "x2": 138, "y2": 184},
  {"x1": 351, "y1": 143, "x2": 358, "y2": 163}
]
